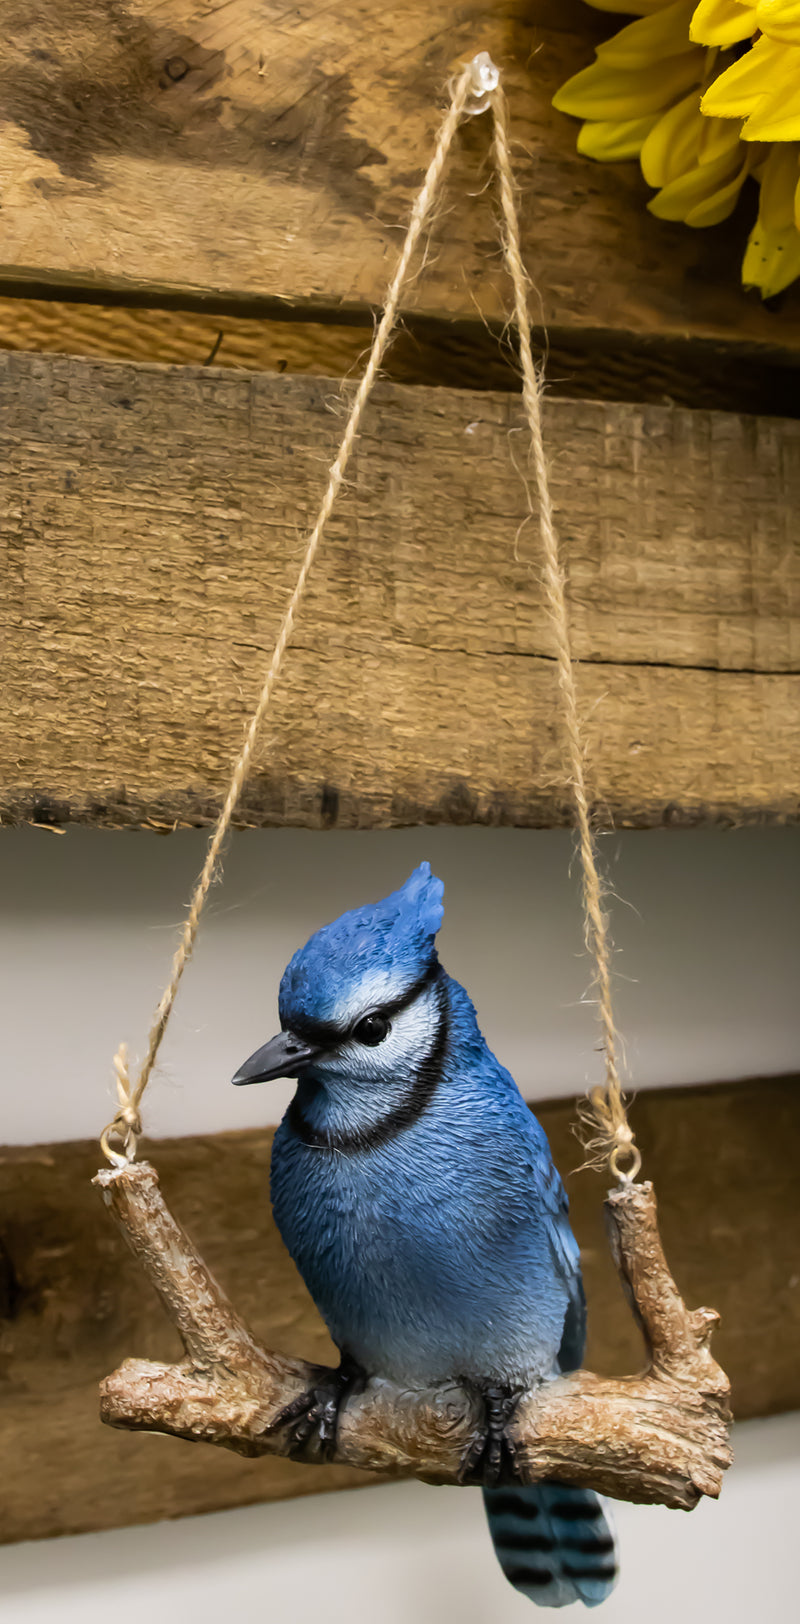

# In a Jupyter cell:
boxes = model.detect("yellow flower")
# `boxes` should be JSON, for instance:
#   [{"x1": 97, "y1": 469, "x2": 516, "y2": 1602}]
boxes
[
  {"x1": 553, "y1": 0, "x2": 800, "y2": 297},
  {"x1": 553, "y1": 1, "x2": 705, "y2": 171}
]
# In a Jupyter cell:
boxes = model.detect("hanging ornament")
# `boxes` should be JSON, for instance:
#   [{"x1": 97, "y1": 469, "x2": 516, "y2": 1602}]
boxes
[{"x1": 94, "y1": 53, "x2": 732, "y2": 1584}]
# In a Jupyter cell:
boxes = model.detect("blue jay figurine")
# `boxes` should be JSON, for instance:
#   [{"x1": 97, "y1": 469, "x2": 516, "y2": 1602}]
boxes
[{"x1": 233, "y1": 863, "x2": 617, "y2": 1608}]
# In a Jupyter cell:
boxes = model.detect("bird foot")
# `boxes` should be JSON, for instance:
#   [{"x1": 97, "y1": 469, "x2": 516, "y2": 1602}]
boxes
[
  {"x1": 267, "y1": 1353, "x2": 367, "y2": 1464},
  {"x1": 458, "y1": 1382, "x2": 523, "y2": 1486}
]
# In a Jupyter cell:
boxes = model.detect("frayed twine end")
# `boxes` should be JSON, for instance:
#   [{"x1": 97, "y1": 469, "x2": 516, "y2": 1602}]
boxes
[{"x1": 574, "y1": 1091, "x2": 641, "y2": 1183}]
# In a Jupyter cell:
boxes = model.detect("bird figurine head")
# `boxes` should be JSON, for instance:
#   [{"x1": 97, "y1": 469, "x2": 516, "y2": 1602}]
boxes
[{"x1": 232, "y1": 861, "x2": 445, "y2": 1089}]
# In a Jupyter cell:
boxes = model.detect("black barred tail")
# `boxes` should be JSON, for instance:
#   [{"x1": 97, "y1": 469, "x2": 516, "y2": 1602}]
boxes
[{"x1": 483, "y1": 1482, "x2": 618, "y2": 1609}]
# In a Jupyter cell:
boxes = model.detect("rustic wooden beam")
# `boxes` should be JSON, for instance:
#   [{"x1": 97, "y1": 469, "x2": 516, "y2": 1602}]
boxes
[
  {"x1": 0, "y1": 1077, "x2": 797, "y2": 1544},
  {"x1": 2, "y1": 351, "x2": 798, "y2": 831},
  {"x1": 1, "y1": 3, "x2": 799, "y2": 357},
  {"x1": 2, "y1": 296, "x2": 799, "y2": 421}
]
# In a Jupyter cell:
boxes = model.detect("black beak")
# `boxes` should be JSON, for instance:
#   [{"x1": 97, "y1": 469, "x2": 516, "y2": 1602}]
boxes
[{"x1": 231, "y1": 1030, "x2": 323, "y2": 1086}]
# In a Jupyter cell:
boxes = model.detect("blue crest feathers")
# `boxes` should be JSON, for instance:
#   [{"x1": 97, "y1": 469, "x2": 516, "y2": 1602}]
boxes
[
  {"x1": 279, "y1": 862, "x2": 444, "y2": 1026},
  {"x1": 397, "y1": 860, "x2": 445, "y2": 938}
]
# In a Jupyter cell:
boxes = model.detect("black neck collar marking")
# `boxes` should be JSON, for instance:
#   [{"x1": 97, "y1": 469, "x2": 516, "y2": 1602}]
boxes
[
  {"x1": 287, "y1": 976, "x2": 449, "y2": 1154},
  {"x1": 287, "y1": 957, "x2": 443, "y2": 1050}
]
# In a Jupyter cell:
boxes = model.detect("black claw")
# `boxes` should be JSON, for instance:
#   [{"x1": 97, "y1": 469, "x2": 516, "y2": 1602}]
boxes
[
  {"x1": 458, "y1": 1435, "x2": 486, "y2": 1484},
  {"x1": 458, "y1": 1383, "x2": 522, "y2": 1487},
  {"x1": 267, "y1": 1353, "x2": 367, "y2": 1463}
]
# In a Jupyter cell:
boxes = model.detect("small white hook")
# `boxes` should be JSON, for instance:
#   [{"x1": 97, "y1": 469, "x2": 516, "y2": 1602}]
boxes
[{"x1": 464, "y1": 51, "x2": 500, "y2": 116}]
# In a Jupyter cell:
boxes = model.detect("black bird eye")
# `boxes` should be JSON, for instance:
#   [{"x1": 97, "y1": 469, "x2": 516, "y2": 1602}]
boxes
[{"x1": 352, "y1": 1012, "x2": 391, "y2": 1047}]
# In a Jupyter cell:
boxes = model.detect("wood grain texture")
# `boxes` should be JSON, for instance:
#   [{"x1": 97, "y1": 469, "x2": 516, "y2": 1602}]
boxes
[
  {"x1": 3, "y1": 296, "x2": 800, "y2": 420},
  {"x1": 1, "y1": 2, "x2": 800, "y2": 354},
  {"x1": 0, "y1": 1076, "x2": 797, "y2": 1544},
  {"x1": 2, "y1": 351, "x2": 799, "y2": 831}
]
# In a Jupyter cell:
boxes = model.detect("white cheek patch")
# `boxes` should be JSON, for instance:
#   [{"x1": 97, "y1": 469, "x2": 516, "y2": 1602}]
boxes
[{"x1": 321, "y1": 985, "x2": 441, "y2": 1082}]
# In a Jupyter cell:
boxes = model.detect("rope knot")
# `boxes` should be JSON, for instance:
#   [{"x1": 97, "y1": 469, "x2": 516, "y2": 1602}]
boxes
[{"x1": 100, "y1": 1044, "x2": 142, "y2": 1167}]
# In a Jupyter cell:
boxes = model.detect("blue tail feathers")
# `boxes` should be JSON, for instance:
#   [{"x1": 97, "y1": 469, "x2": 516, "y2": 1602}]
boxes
[{"x1": 483, "y1": 1482, "x2": 618, "y2": 1609}]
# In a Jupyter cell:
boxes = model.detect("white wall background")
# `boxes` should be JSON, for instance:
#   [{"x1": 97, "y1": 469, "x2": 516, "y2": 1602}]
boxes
[
  {"x1": 1, "y1": 823, "x2": 798, "y2": 1621},
  {"x1": 2, "y1": 824, "x2": 799, "y2": 1142},
  {"x1": 0, "y1": 1412, "x2": 797, "y2": 1624}
]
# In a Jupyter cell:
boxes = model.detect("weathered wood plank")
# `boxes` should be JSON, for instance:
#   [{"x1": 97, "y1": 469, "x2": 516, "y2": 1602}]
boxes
[
  {"x1": 1, "y1": 1076, "x2": 797, "y2": 1544},
  {"x1": 1, "y1": 351, "x2": 798, "y2": 830},
  {"x1": 2, "y1": 2, "x2": 800, "y2": 355},
  {"x1": 3, "y1": 295, "x2": 800, "y2": 420}
]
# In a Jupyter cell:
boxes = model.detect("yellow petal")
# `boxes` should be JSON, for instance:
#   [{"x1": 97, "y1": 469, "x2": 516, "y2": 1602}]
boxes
[
  {"x1": 698, "y1": 111, "x2": 746, "y2": 162},
  {"x1": 685, "y1": 158, "x2": 751, "y2": 222},
  {"x1": 756, "y1": 0, "x2": 800, "y2": 44},
  {"x1": 554, "y1": 51, "x2": 704, "y2": 120},
  {"x1": 640, "y1": 90, "x2": 704, "y2": 186},
  {"x1": 690, "y1": 0, "x2": 758, "y2": 44},
  {"x1": 640, "y1": 90, "x2": 743, "y2": 189},
  {"x1": 748, "y1": 147, "x2": 772, "y2": 182},
  {"x1": 577, "y1": 115, "x2": 660, "y2": 160},
  {"x1": 742, "y1": 217, "x2": 800, "y2": 295},
  {"x1": 595, "y1": 0, "x2": 698, "y2": 65},
  {"x1": 647, "y1": 143, "x2": 745, "y2": 217},
  {"x1": 757, "y1": 141, "x2": 800, "y2": 229},
  {"x1": 741, "y1": 52, "x2": 800, "y2": 139},
  {"x1": 701, "y1": 36, "x2": 783, "y2": 117}
]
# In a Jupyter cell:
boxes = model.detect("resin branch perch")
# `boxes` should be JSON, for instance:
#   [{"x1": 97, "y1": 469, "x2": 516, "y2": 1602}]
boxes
[{"x1": 95, "y1": 1162, "x2": 732, "y2": 1510}]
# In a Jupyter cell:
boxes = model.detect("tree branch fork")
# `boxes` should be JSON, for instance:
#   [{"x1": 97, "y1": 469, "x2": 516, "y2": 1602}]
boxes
[{"x1": 95, "y1": 1163, "x2": 732, "y2": 1511}]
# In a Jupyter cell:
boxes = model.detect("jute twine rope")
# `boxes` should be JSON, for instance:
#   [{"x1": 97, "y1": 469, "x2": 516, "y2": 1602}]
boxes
[
  {"x1": 100, "y1": 62, "x2": 475, "y2": 1167},
  {"x1": 101, "y1": 53, "x2": 640, "y2": 1185},
  {"x1": 488, "y1": 84, "x2": 640, "y2": 1184}
]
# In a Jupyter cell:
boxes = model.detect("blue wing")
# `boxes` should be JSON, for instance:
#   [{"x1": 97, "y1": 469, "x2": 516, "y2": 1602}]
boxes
[{"x1": 513, "y1": 1086, "x2": 586, "y2": 1373}]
